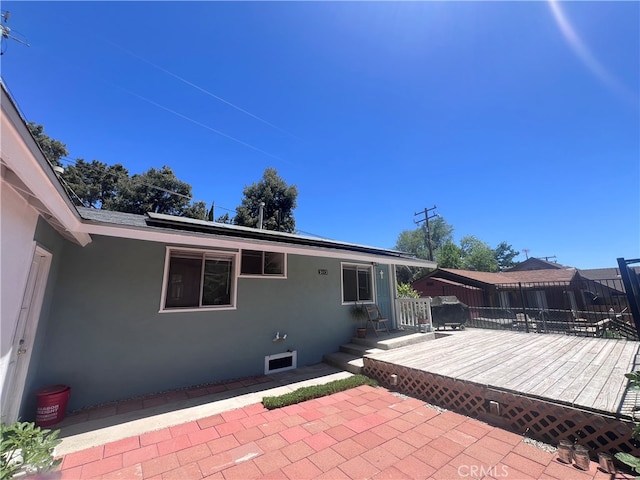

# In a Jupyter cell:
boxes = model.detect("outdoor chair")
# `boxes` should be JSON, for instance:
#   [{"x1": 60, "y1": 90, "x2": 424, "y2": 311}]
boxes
[{"x1": 364, "y1": 304, "x2": 391, "y2": 337}]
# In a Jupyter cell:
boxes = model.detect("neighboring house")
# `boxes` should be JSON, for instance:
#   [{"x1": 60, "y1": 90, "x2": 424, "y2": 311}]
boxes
[
  {"x1": 506, "y1": 257, "x2": 568, "y2": 271},
  {"x1": 414, "y1": 265, "x2": 638, "y2": 322},
  {"x1": 414, "y1": 268, "x2": 581, "y2": 316},
  {"x1": 1, "y1": 82, "x2": 436, "y2": 422},
  {"x1": 411, "y1": 276, "x2": 483, "y2": 310}
]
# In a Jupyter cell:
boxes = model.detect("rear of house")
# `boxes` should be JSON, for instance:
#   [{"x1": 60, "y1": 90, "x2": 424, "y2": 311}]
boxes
[{"x1": 1, "y1": 81, "x2": 436, "y2": 422}]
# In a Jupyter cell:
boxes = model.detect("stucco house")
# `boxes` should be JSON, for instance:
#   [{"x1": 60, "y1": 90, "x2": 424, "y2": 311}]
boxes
[{"x1": 1, "y1": 82, "x2": 436, "y2": 422}]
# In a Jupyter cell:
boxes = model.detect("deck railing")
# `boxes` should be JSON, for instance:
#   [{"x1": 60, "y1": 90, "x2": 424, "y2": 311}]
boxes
[
  {"x1": 396, "y1": 297, "x2": 432, "y2": 332},
  {"x1": 466, "y1": 306, "x2": 638, "y2": 340}
]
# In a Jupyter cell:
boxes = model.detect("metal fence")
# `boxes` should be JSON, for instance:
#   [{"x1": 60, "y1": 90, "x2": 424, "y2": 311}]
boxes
[{"x1": 443, "y1": 277, "x2": 638, "y2": 340}]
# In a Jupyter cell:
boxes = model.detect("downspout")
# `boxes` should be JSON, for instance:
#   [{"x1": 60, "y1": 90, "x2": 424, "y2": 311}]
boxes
[{"x1": 257, "y1": 202, "x2": 265, "y2": 229}]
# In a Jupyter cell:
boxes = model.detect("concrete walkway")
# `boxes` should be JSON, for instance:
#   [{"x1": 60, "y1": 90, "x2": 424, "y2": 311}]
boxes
[{"x1": 52, "y1": 365, "x2": 630, "y2": 480}]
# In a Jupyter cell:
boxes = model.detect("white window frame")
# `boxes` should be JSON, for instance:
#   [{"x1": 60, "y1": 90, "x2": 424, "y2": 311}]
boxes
[
  {"x1": 239, "y1": 250, "x2": 287, "y2": 278},
  {"x1": 159, "y1": 247, "x2": 238, "y2": 313},
  {"x1": 341, "y1": 263, "x2": 375, "y2": 304}
]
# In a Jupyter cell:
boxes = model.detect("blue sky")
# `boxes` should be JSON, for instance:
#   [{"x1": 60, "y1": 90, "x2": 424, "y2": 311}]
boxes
[{"x1": 2, "y1": 1, "x2": 638, "y2": 269}]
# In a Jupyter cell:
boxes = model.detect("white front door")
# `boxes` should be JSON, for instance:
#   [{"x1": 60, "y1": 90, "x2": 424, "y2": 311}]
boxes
[{"x1": 1, "y1": 245, "x2": 52, "y2": 424}]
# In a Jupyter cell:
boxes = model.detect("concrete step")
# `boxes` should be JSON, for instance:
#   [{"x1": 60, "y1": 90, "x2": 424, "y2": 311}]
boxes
[
  {"x1": 323, "y1": 352, "x2": 364, "y2": 374},
  {"x1": 351, "y1": 331, "x2": 436, "y2": 350},
  {"x1": 340, "y1": 343, "x2": 385, "y2": 357}
]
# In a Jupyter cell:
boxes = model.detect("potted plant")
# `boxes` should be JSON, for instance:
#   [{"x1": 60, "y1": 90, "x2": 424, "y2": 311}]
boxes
[
  {"x1": 0, "y1": 421, "x2": 61, "y2": 479},
  {"x1": 351, "y1": 303, "x2": 368, "y2": 338}
]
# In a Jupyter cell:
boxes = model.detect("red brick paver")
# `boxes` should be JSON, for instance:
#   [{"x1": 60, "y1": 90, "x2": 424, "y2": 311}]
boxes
[{"x1": 56, "y1": 385, "x2": 626, "y2": 479}]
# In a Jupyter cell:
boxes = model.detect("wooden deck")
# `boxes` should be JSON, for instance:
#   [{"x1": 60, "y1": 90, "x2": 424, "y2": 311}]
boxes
[{"x1": 366, "y1": 329, "x2": 640, "y2": 417}]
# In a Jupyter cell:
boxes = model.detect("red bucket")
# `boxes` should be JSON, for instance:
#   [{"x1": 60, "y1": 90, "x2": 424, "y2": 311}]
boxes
[{"x1": 35, "y1": 385, "x2": 70, "y2": 427}]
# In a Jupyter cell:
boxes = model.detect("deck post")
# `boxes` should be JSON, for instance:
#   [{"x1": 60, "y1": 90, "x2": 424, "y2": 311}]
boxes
[
  {"x1": 518, "y1": 282, "x2": 530, "y2": 333},
  {"x1": 617, "y1": 257, "x2": 640, "y2": 339}
]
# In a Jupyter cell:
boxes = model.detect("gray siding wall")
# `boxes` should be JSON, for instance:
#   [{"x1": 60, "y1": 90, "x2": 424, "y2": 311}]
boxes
[{"x1": 28, "y1": 234, "x2": 364, "y2": 411}]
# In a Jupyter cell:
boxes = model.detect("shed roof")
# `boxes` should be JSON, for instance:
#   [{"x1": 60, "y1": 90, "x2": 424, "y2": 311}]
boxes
[{"x1": 433, "y1": 268, "x2": 578, "y2": 287}]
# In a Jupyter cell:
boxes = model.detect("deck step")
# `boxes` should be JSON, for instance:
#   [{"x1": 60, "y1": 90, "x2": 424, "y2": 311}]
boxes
[
  {"x1": 339, "y1": 343, "x2": 385, "y2": 357},
  {"x1": 323, "y1": 352, "x2": 364, "y2": 374},
  {"x1": 351, "y1": 331, "x2": 436, "y2": 350}
]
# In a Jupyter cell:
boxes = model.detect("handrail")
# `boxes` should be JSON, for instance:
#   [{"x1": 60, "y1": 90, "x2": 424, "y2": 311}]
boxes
[{"x1": 396, "y1": 297, "x2": 432, "y2": 332}]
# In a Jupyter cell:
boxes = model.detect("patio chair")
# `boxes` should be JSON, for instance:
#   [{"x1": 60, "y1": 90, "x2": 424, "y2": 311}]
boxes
[{"x1": 364, "y1": 304, "x2": 390, "y2": 337}]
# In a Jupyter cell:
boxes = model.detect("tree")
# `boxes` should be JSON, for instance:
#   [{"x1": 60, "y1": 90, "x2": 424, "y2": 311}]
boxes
[
  {"x1": 215, "y1": 213, "x2": 232, "y2": 224},
  {"x1": 235, "y1": 168, "x2": 298, "y2": 232},
  {"x1": 460, "y1": 236, "x2": 499, "y2": 272},
  {"x1": 394, "y1": 217, "x2": 454, "y2": 261},
  {"x1": 395, "y1": 229, "x2": 429, "y2": 260},
  {"x1": 182, "y1": 201, "x2": 208, "y2": 220},
  {"x1": 105, "y1": 166, "x2": 194, "y2": 216},
  {"x1": 436, "y1": 241, "x2": 463, "y2": 269},
  {"x1": 494, "y1": 241, "x2": 520, "y2": 271},
  {"x1": 27, "y1": 122, "x2": 68, "y2": 167},
  {"x1": 62, "y1": 159, "x2": 129, "y2": 208},
  {"x1": 428, "y1": 217, "x2": 454, "y2": 254}
]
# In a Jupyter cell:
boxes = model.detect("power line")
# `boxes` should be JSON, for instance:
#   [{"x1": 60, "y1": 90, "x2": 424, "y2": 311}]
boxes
[
  {"x1": 105, "y1": 81, "x2": 288, "y2": 163},
  {"x1": 106, "y1": 40, "x2": 300, "y2": 140}
]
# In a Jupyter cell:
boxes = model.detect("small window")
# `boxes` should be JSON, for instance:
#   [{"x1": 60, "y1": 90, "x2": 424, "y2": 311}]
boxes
[
  {"x1": 240, "y1": 250, "x2": 285, "y2": 276},
  {"x1": 162, "y1": 249, "x2": 236, "y2": 311},
  {"x1": 342, "y1": 264, "x2": 373, "y2": 303}
]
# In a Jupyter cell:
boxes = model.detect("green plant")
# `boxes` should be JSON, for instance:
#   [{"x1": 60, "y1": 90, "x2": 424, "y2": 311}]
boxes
[
  {"x1": 615, "y1": 371, "x2": 640, "y2": 478},
  {"x1": 396, "y1": 283, "x2": 420, "y2": 299},
  {"x1": 350, "y1": 303, "x2": 368, "y2": 329},
  {"x1": 1, "y1": 421, "x2": 61, "y2": 479},
  {"x1": 262, "y1": 375, "x2": 378, "y2": 409}
]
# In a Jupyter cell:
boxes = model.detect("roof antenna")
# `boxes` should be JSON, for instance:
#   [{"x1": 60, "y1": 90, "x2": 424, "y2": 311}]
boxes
[{"x1": 1, "y1": 11, "x2": 31, "y2": 55}]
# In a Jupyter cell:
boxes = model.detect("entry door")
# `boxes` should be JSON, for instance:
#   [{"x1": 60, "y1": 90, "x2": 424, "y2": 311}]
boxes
[
  {"x1": 375, "y1": 265, "x2": 392, "y2": 324},
  {"x1": 1, "y1": 246, "x2": 52, "y2": 424}
]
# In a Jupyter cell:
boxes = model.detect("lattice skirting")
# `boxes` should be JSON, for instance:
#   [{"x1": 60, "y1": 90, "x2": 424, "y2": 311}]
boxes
[{"x1": 363, "y1": 358, "x2": 639, "y2": 456}]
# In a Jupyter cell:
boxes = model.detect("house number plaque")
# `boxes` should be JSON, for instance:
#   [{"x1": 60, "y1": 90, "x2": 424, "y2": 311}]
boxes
[{"x1": 318, "y1": 269, "x2": 328, "y2": 275}]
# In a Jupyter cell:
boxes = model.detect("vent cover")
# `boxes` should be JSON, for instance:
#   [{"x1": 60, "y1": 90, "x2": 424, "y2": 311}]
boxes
[{"x1": 265, "y1": 351, "x2": 297, "y2": 374}]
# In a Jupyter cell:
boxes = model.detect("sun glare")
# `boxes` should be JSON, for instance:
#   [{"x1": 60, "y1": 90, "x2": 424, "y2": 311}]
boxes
[{"x1": 547, "y1": 0, "x2": 637, "y2": 106}]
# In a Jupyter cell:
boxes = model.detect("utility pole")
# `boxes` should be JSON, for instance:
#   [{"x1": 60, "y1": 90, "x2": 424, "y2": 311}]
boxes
[
  {"x1": 1, "y1": 11, "x2": 30, "y2": 55},
  {"x1": 414, "y1": 205, "x2": 438, "y2": 261}
]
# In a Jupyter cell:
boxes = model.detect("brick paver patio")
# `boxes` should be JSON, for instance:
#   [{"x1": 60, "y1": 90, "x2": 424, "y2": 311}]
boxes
[{"x1": 56, "y1": 385, "x2": 631, "y2": 480}]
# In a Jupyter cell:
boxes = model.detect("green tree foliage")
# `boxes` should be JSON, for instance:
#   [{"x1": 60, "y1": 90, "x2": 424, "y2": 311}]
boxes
[
  {"x1": 235, "y1": 168, "x2": 298, "y2": 232},
  {"x1": 27, "y1": 122, "x2": 68, "y2": 167},
  {"x1": 61, "y1": 159, "x2": 129, "y2": 208},
  {"x1": 494, "y1": 241, "x2": 520, "y2": 271},
  {"x1": 215, "y1": 212, "x2": 232, "y2": 224},
  {"x1": 429, "y1": 216, "x2": 454, "y2": 253},
  {"x1": 436, "y1": 241, "x2": 463, "y2": 269},
  {"x1": 397, "y1": 283, "x2": 420, "y2": 298},
  {"x1": 105, "y1": 166, "x2": 194, "y2": 216},
  {"x1": 394, "y1": 217, "x2": 454, "y2": 261},
  {"x1": 394, "y1": 217, "x2": 453, "y2": 283},
  {"x1": 460, "y1": 236, "x2": 499, "y2": 272},
  {"x1": 395, "y1": 229, "x2": 429, "y2": 260},
  {"x1": 182, "y1": 200, "x2": 208, "y2": 220}
]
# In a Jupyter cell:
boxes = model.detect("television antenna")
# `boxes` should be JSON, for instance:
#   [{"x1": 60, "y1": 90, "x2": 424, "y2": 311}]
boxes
[{"x1": 1, "y1": 11, "x2": 31, "y2": 55}]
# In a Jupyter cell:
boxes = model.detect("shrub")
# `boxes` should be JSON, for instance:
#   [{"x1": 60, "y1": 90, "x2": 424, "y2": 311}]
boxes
[
  {"x1": 1, "y1": 421, "x2": 62, "y2": 479},
  {"x1": 262, "y1": 375, "x2": 378, "y2": 410},
  {"x1": 615, "y1": 371, "x2": 640, "y2": 477}
]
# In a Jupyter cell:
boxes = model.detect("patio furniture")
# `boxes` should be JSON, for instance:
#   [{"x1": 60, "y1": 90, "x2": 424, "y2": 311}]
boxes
[{"x1": 364, "y1": 304, "x2": 390, "y2": 337}]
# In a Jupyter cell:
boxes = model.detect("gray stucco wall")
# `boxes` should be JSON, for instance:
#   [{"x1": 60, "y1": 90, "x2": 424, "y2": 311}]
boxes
[{"x1": 28, "y1": 234, "x2": 365, "y2": 411}]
